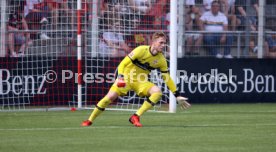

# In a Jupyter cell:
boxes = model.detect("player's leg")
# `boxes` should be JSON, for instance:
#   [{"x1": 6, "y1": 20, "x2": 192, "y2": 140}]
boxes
[
  {"x1": 82, "y1": 81, "x2": 131, "y2": 126},
  {"x1": 89, "y1": 90, "x2": 118, "y2": 120},
  {"x1": 129, "y1": 83, "x2": 162, "y2": 127},
  {"x1": 136, "y1": 85, "x2": 162, "y2": 116},
  {"x1": 82, "y1": 90, "x2": 118, "y2": 126}
]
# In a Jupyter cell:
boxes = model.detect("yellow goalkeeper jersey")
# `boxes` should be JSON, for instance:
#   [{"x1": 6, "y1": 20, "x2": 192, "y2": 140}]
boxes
[{"x1": 117, "y1": 45, "x2": 177, "y2": 93}]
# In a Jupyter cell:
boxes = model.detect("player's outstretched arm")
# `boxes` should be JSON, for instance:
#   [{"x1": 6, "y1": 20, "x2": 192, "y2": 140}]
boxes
[
  {"x1": 161, "y1": 72, "x2": 191, "y2": 110},
  {"x1": 117, "y1": 56, "x2": 132, "y2": 75}
]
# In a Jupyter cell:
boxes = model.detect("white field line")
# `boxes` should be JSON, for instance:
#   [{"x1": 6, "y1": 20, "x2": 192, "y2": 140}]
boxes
[{"x1": 1, "y1": 123, "x2": 276, "y2": 131}]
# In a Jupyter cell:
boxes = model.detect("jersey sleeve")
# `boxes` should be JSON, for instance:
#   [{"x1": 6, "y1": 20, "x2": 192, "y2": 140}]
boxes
[
  {"x1": 159, "y1": 56, "x2": 177, "y2": 93},
  {"x1": 159, "y1": 55, "x2": 169, "y2": 72},
  {"x1": 117, "y1": 56, "x2": 132, "y2": 75},
  {"x1": 161, "y1": 72, "x2": 177, "y2": 93}
]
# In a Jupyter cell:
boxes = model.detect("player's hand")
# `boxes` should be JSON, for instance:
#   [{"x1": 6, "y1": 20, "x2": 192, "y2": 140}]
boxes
[
  {"x1": 117, "y1": 74, "x2": 126, "y2": 87},
  {"x1": 176, "y1": 96, "x2": 191, "y2": 110}
]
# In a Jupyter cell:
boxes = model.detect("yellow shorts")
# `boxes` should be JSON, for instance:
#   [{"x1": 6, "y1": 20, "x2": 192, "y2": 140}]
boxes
[{"x1": 110, "y1": 79, "x2": 155, "y2": 97}]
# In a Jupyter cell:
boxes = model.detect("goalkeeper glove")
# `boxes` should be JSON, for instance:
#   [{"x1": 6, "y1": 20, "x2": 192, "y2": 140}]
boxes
[
  {"x1": 176, "y1": 96, "x2": 191, "y2": 110},
  {"x1": 174, "y1": 91, "x2": 191, "y2": 110},
  {"x1": 117, "y1": 74, "x2": 126, "y2": 87}
]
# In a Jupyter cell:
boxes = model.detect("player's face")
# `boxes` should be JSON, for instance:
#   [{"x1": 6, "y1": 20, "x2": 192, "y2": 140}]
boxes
[{"x1": 153, "y1": 37, "x2": 166, "y2": 53}]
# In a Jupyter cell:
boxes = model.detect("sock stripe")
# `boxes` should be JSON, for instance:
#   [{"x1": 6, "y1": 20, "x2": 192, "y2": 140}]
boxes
[
  {"x1": 146, "y1": 97, "x2": 155, "y2": 106},
  {"x1": 96, "y1": 105, "x2": 105, "y2": 111}
]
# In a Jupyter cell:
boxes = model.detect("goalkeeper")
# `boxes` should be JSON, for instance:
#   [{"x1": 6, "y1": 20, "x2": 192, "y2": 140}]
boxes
[{"x1": 82, "y1": 32, "x2": 191, "y2": 127}]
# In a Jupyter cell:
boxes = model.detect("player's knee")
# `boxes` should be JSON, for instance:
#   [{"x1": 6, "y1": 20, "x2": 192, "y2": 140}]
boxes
[
  {"x1": 149, "y1": 92, "x2": 162, "y2": 104},
  {"x1": 106, "y1": 91, "x2": 118, "y2": 101},
  {"x1": 148, "y1": 86, "x2": 161, "y2": 95}
]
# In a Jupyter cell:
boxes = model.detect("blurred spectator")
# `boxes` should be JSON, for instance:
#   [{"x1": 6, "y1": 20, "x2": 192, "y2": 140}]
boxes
[
  {"x1": 101, "y1": 0, "x2": 126, "y2": 16},
  {"x1": 45, "y1": 0, "x2": 69, "y2": 11},
  {"x1": 128, "y1": 0, "x2": 154, "y2": 29},
  {"x1": 185, "y1": 34, "x2": 202, "y2": 56},
  {"x1": 184, "y1": 0, "x2": 202, "y2": 56},
  {"x1": 185, "y1": 32, "x2": 203, "y2": 56},
  {"x1": 129, "y1": 0, "x2": 152, "y2": 14},
  {"x1": 24, "y1": 0, "x2": 51, "y2": 40},
  {"x1": 219, "y1": 0, "x2": 236, "y2": 30},
  {"x1": 99, "y1": 21, "x2": 131, "y2": 57},
  {"x1": 235, "y1": 0, "x2": 259, "y2": 31},
  {"x1": 118, "y1": 0, "x2": 140, "y2": 29},
  {"x1": 199, "y1": 1, "x2": 233, "y2": 58},
  {"x1": 102, "y1": 0, "x2": 120, "y2": 12},
  {"x1": 264, "y1": 33, "x2": 276, "y2": 58},
  {"x1": 235, "y1": 0, "x2": 258, "y2": 57},
  {"x1": 133, "y1": 33, "x2": 149, "y2": 45},
  {"x1": 150, "y1": 0, "x2": 169, "y2": 30},
  {"x1": 162, "y1": 12, "x2": 174, "y2": 31},
  {"x1": 248, "y1": 36, "x2": 258, "y2": 57},
  {"x1": 7, "y1": 12, "x2": 31, "y2": 57},
  {"x1": 185, "y1": 0, "x2": 201, "y2": 30},
  {"x1": 44, "y1": 0, "x2": 71, "y2": 26},
  {"x1": 101, "y1": 0, "x2": 139, "y2": 29},
  {"x1": 99, "y1": 0, "x2": 108, "y2": 16},
  {"x1": 185, "y1": 0, "x2": 202, "y2": 56},
  {"x1": 9, "y1": 0, "x2": 25, "y2": 13},
  {"x1": 201, "y1": 0, "x2": 214, "y2": 14}
]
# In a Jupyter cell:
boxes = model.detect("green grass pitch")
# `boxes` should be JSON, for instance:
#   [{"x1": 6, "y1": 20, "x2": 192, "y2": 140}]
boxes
[{"x1": 0, "y1": 103, "x2": 276, "y2": 152}]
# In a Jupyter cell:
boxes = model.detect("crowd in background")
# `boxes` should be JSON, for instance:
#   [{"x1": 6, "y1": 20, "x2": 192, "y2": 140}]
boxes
[
  {"x1": 5, "y1": 0, "x2": 276, "y2": 58},
  {"x1": 7, "y1": 0, "x2": 71, "y2": 57}
]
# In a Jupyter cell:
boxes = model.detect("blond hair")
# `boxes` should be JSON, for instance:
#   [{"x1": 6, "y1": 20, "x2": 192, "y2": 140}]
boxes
[{"x1": 152, "y1": 32, "x2": 167, "y2": 41}]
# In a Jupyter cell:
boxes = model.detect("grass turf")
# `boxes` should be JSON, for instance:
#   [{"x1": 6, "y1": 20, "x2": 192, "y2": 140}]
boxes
[{"x1": 0, "y1": 103, "x2": 276, "y2": 152}]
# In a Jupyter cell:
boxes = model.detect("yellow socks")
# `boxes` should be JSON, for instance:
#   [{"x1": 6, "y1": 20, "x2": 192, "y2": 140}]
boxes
[
  {"x1": 136, "y1": 92, "x2": 162, "y2": 116},
  {"x1": 88, "y1": 92, "x2": 162, "y2": 121},
  {"x1": 88, "y1": 96, "x2": 111, "y2": 122}
]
